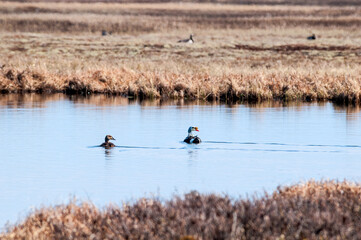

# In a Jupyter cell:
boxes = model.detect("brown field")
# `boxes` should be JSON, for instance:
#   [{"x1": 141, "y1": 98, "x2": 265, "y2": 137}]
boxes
[
  {"x1": 3, "y1": 0, "x2": 361, "y2": 6},
  {"x1": 0, "y1": 1, "x2": 360, "y2": 103},
  {"x1": 2, "y1": 180, "x2": 361, "y2": 239}
]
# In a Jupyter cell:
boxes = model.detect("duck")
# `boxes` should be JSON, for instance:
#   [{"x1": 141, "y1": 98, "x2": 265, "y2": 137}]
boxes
[
  {"x1": 101, "y1": 30, "x2": 112, "y2": 36},
  {"x1": 178, "y1": 34, "x2": 194, "y2": 44},
  {"x1": 307, "y1": 34, "x2": 316, "y2": 40},
  {"x1": 100, "y1": 135, "x2": 116, "y2": 148},
  {"x1": 184, "y1": 126, "x2": 201, "y2": 144}
]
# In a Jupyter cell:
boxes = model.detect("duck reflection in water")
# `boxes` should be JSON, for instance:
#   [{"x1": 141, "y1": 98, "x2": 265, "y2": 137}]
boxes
[
  {"x1": 104, "y1": 148, "x2": 114, "y2": 161},
  {"x1": 100, "y1": 135, "x2": 116, "y2": 149},
  {"x1": 187, "y1": 149, "x2": 199, "y2": 164}
]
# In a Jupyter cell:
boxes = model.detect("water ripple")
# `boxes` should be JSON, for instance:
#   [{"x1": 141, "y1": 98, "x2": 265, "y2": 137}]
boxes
[{"x1": 204, "y1": 141, "x2": 361, "y2": 149}]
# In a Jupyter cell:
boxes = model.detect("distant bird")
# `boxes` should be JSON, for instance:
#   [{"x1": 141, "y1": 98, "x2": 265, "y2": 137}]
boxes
[
  {"x1": 100, "y1": 135, "x2": 116, "y2": 148},
  {"x1": 101, "y1": 30, "x2": 112, "y2": 36},
  {"x1": 178, "y1": 34, "x2": 194, "y2": 44},
  {"x1": 184, "y1": 126, "x2": 201, "y2": 144},
  {"x1": 307, "y1": 34, "x2": 316, "y2": 40}
]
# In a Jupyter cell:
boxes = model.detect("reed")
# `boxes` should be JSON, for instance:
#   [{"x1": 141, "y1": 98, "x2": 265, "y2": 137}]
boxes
[
  {"x1": 1, "y1": 66, "x2": 361, "y2": 103},
  {"x1": 2, "y1": 180, "x2": 361, "y2": 239}
]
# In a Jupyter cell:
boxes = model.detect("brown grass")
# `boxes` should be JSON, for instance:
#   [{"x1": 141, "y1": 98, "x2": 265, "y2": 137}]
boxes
[
  {"x1": 2, "y1": 180, "x2": 361, "y2": 239},
  {"x1": 3, "y1": 0, "x2": 361, "y2": 6},
  {"x1": 0, "y1": 2, "x2": 360, "y2": 33},
  {"x1": 0, "y1": 1, "x2": 360, "y2": 103},
  {"x1": 1, "y1": 65, "x2": 361, "y2": 103}
]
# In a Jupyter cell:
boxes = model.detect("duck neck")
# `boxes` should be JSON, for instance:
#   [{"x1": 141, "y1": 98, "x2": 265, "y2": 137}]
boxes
[
  {"x1": 188, "y1": 132, "x2": 194, "y2": 137},
  {"x1": 105, "y1": 138, "x2": 109, "y2": 143}
]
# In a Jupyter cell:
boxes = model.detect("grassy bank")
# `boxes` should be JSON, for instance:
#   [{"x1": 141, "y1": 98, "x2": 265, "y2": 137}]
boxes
[
  {"x1": 2, "y1": 181, "x2": 361, "y2": 239},
  {"x1": 1, "y1": 66, "x2": 361, "y2": 103},
  {"x1": 0, "y1": 1, "x2": 360, "y2": 102}
]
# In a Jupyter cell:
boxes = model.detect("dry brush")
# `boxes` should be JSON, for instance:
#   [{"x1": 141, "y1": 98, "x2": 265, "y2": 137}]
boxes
[{"x1": 2, "y1": 180, "x2": 361, "y2": 239}]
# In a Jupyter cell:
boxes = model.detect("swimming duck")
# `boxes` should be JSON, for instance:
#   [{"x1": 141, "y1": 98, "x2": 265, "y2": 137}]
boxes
[
  {"x1": 100, "y1": 135, "x2": 116, "y2": 148},
  {"x1": 178, "y1": 34, "x2": 194, "y2": 44},
  {"x1": 307, "y1": 34, "x2": 316, "y2": 40},
  {"x1": 184, "y1": 126, "x2": 201, "y2": 144}
]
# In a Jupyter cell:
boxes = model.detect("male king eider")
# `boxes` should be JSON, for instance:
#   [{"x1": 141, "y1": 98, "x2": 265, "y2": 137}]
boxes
[
  {"x1": 100, "y1": 135, "x2": 116, "y2": 148},
  {"x1": 184, "y1": 126, "x2": 201, "y2": 144},
  {"x1": 178, "y1": 34, "x2": 194, "y2": 44}
]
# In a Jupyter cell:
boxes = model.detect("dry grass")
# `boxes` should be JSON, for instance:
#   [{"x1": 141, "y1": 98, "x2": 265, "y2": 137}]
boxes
[
  {"x1": 0, "y1": 2, "x2": 360, "y2": 33},
  {"x1": 2, "y1": 180, "x2": 361, "y2": 239},
  {"x1": 1, "y1": 62, "x2": 360, "y2": 103},
  {"x1": 3, "y1": 0, "x2": 361, "y2": 6},
  {"x1": 0, "y1": 1, "x2": 360, "y2": 103}
]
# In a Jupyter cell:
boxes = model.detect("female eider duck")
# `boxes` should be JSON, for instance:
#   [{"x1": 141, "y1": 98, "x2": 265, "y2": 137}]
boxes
[
  {"x1": 184, "y1": 126, "x2": 201, "y2": 144},
  {"x1": 100, "y1": 135, "x2": 116, "y2": 148}
]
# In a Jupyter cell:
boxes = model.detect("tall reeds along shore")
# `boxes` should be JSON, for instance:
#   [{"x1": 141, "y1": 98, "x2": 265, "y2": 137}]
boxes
[
  {"x1": 1, "y1": 66, "x2": 361, "y2": 103},
  {"x1": 2, "y1": 180, "x2": 361, "y2": 239}
]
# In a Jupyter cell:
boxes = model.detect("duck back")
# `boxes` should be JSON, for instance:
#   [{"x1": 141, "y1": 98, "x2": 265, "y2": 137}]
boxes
[
  {"x1": 192, "y1": 136, "x2": 201, "y2": 144},
  {"x1": 101, "y1": 142, "x2": 115, "y2": 148},
  {"x1": 184, "y1": 136, "x2": 201, "y2": 144},
  {"x1": 184, "y1": 136, "x2": 191, "y2": 143}
]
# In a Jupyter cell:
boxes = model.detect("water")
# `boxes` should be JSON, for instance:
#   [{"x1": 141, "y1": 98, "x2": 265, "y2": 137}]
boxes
[{"x1": 1, "y1": 94, "x2": 361, "y2": 228}]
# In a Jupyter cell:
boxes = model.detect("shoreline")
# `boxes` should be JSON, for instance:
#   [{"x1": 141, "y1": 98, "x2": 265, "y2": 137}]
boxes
[{"x1": 1, "y1": 67, "x2": 361, "y2": 104}]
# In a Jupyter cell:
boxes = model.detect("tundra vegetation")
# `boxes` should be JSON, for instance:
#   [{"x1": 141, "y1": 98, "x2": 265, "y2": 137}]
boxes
[
  {"x1": 0, "y1": 0, "x2": 360, "y2": 102},
  {"x1": 1, "y1": 1, "x2": 361, "y2": 238},
  {"x1": 2, "y1": 180, "x2": 361, "y2": 239}
]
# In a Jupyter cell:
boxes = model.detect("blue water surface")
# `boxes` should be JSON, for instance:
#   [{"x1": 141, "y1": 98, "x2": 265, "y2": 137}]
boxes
[{"x1": 1, "y1": 94, "x2": 361, "y2": 228}]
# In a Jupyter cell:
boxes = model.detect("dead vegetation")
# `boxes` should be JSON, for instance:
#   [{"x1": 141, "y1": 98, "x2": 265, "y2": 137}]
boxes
[
  {"x1": 2, "y1": 180, "x2": 361, "y2": 239},
  {"x1": 0, "y1": 1, "x2": 360, "y2": 103},
  {"x1": 3, "y1": 0, "x2": 361, "y2": 6},
  {"x1": 0, "y1": 3, "x2": 360, "y2": 33},
  {"x1": 1, "y1": 66, "x2": 361, "y2": 103}
]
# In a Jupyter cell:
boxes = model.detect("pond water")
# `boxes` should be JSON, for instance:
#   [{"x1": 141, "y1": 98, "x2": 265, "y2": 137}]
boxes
[{"x1": 1, "y1": 94, "x2": 361, "y2": 228}]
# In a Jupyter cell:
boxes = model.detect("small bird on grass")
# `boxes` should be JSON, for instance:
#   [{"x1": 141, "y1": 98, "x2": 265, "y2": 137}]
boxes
[
  {"x1": 307, "y1": 34, "x2": 316, "y2": 40},
  {"x1": 101, "y1": 30, "x2": 112, "y2": 36},
  {"x1": 178, "y1": 34, "x2": 194, "y2": 44}
]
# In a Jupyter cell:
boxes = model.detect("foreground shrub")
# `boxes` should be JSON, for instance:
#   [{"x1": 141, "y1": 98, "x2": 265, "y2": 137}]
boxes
[{"x1": 2, "y1": 180, "x2": 361, "y2": 239}]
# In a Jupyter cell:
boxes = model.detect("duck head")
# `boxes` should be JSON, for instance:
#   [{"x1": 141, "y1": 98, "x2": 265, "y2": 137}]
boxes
[
  {"x1": 189, "y1": 34, "x2": 195, "y2": 43},
  {"x1": 105, "y1": 135, "x2": 116, "y2": 142},
  {"x1": 188, "y1": 126, "x2": 199, "y2": 136}
]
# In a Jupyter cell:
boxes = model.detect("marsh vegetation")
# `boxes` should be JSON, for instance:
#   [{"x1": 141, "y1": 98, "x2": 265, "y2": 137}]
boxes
[
  {"x1": 0, "y1": 1, "x2": 360, "y2": 102},
  {"x1": 2, "y1": 181, "x2": 361, "y2": 239},
  {"x1": 1, "y1": 1, "x2": 361, "y2": 237}
]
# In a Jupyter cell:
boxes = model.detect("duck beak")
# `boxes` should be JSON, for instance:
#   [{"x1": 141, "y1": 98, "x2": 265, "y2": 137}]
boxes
[
  {"x1": 112, "y1": 137, "x2": 116, "y2": 140},
  {"x1": 195, "y1": 127, "x2": 199, "y2": 132}
]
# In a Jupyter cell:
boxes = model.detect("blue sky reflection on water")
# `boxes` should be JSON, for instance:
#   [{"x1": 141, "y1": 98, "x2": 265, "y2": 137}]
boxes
[{"x1": 1, "y1": 94, "x2": 361, "y2": 228}]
